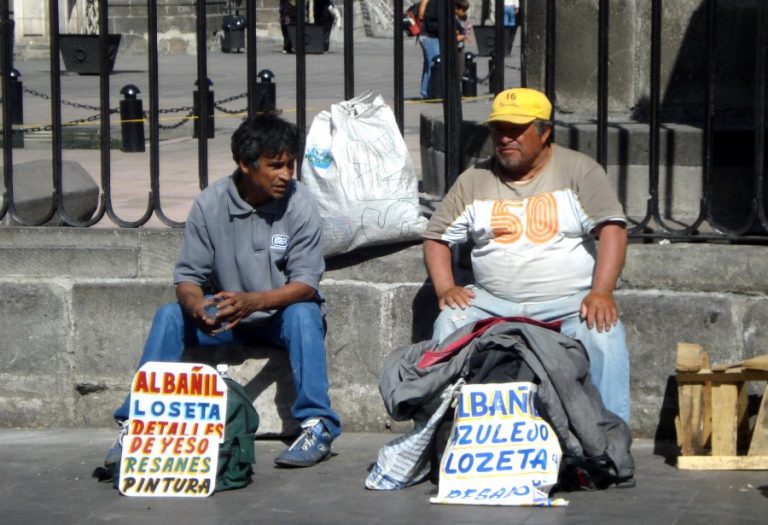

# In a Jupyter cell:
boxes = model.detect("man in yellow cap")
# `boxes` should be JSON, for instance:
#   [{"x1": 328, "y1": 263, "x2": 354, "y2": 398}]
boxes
[{"x1": 423, "y1": 87, "x2": 630, "y2": 422}]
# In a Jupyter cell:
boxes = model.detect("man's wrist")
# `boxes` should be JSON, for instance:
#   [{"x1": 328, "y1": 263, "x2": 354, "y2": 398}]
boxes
[{"x1": 434, "y1": 283, "x2": 457, "y2": 298}]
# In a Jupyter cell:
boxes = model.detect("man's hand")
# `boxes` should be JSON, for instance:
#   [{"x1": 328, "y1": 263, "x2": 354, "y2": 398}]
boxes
[
  {"x1": 209, "y1": 290, "x2": 261, "y2": 331},
  {"x1": 582, "y1": 221, "x2": 627, "y2": 333},
  {"x1": 187, "y1": 297, "x2": 224, "y2": 336},
  {"x1": 177, "y1": 282, "x2": 221, "y2": 335},
  {"x1": 209, "y1": 282, "x2": 316, "y2": 332},
  {"x1": 438, "y1": 286, "x2": 475, "y2": 310},
  {"x1": 579, "y1": 290, "x2": 618, "y2": 333},
  {"x1": 424, "y1": 239, "x2": 474, "y2": 310}
]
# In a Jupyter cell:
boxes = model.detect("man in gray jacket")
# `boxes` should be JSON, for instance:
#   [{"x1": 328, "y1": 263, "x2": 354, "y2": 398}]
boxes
[{"x1": 104, "y1": 115, "x2": 340, "y2": 470}]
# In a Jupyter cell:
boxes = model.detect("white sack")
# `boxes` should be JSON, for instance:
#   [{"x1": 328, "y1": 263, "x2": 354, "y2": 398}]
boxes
[{"x1": 302, "y1": 91, "x2": 427, "y2": 257}]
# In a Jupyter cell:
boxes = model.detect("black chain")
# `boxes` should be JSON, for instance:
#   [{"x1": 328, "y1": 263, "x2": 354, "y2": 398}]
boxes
[
  {"x1": 18, "y1": 88, "x2": 250, "y2": 131},
  {"x1": 157, "y1": 110, "x2": 196, "y2": 130},
  {"x1": 16, "y1": 110, "x2": 119, "y2": 134},
  {"x1": 214, "y1": 92, "x2": 247, "y2": 115},
  {"x1": 214, "y1": 102, "x2": 247, "y2": 115},
  {"x1": 23, "y1": 86, "x2": 107, "y2": 112},
  {"x1": 156, "y1": 106, "x2": 194, "y2": 115}
]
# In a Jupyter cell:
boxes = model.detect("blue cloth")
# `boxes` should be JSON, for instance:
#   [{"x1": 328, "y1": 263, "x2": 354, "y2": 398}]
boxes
[
  {"x1": 113, "y1": 301, "x2": 341, "y2": 439},
  {"x1": 419, "y1": 35, "x2": 440, "y2": 99},
  {"x1": 504, "y1": 5, "x2": 516, "y2": 27},
  {"x1": 431, "y1": 286, "x2": 630, "y2": 423}
]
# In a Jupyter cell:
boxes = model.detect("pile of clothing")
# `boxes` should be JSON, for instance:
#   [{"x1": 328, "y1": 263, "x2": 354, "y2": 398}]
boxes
[{"x1": 367, "y1": 318, "x2": 635, "y2": 492}]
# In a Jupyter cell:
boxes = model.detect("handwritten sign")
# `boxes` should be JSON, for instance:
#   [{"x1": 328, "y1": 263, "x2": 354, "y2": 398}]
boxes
[
  {"x1": 430, "y1": 382, "x2": 566, "y2": 506},
  {"x1": 119, "y1": 362, "x2": 227, "y2": 497}
]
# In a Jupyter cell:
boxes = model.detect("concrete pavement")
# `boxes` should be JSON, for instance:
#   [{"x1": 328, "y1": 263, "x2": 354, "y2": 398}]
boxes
[{"x1": 1, "y1": 429, "x2": 767, "y2": 524}]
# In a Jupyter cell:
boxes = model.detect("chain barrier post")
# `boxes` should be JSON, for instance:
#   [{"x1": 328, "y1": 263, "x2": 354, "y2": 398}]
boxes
[
  {"x1": 120, "y1": 84, "x2": 145, "y2": 152},
  {"x1": 9, "y1": 67, "x2": 22, "y2": 124},
  {"x1": 254, "y1": 69, "x2": 276, "y2": 113},
  {"x1": 428, "y1": 55, "x2": 444, "y2": 100},
  {"x1": 462, "y1": 52, "x2": 477, "y2": 97},
  {"x1": 9, "y1": 66, "x2": 23, "y2": 147},
  {"x1": 193, "y1": 78, "x2": 214, "y2": 139}
]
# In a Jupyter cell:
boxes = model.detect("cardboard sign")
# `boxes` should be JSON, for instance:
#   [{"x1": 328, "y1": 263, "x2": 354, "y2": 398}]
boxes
[
  {"x1": 119, "y1": 362, "x2": 227, "y2": 497},
  {"x1": 430, "y1": 382, "x2": 566, "y2": 506}
]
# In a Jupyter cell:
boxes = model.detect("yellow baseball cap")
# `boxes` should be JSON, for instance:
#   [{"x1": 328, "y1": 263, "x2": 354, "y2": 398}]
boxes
[{"x1": 486, "y1": 88, "x2": 552, "y2": 125}]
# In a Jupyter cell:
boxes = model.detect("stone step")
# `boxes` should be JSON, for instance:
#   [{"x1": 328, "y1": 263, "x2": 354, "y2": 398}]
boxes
[{"x1": 0, "y1": 160, "x2": 99, "y2": 226}]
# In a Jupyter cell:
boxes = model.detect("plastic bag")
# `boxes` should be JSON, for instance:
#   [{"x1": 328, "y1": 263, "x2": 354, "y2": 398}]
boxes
[
  {"x1": 302, "y1": 91, "x2": 427, "y2": 257},
  {"x1": 365, "y1": 380, "x2": 464, "y2": 490}
]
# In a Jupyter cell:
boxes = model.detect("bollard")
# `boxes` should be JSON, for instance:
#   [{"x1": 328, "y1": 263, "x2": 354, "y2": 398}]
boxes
[
  {"x1": 193, "y1": 78, "x2": 215, "y2": 139},
  {"x1": 254, "y1": 69, "x2": 276, "y2": 113},
  {"x1": 119, "y1": 84, "x2": 145, "y2": 152},
  {"x1": 428, "y1": 55, "x2": 444, "y2": 100},
  {"x1": 9, "y1": 68, "x2": 23, "y2": 125},
  {"x1": 221, "y1": 15, "x2": 246, "y2": 53},
  {"x1": 462, "y1": 52, "x2": 477, "y2": 97}
]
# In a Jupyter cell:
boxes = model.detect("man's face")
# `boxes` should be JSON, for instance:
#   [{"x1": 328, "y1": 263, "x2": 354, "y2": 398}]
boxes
[
  {"x1": 489, "y1": 121, "x2": 550, "y2": 175},
  {"x1": 239, "y1": 151, "x2": 296, "y2": 205}
]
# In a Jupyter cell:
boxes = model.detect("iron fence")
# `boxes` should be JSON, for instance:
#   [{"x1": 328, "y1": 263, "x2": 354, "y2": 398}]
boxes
[{"x1": 0, "y1": 0, "x2": 766, "y2": 240}]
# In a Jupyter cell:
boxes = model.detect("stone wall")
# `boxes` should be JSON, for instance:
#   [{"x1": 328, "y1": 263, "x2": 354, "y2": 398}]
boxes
[
  {"x1": 522, "y1": 0, "x2": 761, "y2": 121},
  {"x1": 1, "y1": 226, "x2": 767, "y2": 441}
]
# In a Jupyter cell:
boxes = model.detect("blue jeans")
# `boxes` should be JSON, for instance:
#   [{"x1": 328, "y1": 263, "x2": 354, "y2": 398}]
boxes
[
  {"x1": 419, "y1": 34, "x2": 440, "y2": 99},
  {"x1": 504, "y1": 6, "x2": 516, "y2": 27},
  {"x1": 113, "y1": 301, "x2": 341, "y2": 439},
  {"x1": 432, "y1": 286, "x2": 630, "y2": 423}
]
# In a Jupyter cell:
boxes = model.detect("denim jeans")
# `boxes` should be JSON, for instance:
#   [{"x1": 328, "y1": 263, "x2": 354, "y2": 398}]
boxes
[
  {"x1": 419, "y1": 34, "x2": 441, "y2": 99},
  {"x1": 504, "y1": 6, "x2": 517, "y2": 27},
  {"x1": 113, "y1": 301, "x2": 341, "y2": 439},
  {"x1": 432, "y1": 286, "x2": 631, "y2": 423}
]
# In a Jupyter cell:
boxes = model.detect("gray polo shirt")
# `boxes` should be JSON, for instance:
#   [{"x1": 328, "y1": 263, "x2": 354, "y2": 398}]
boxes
[{"x1": 174, "y1": 170, "x2": 325, "y2": 323}]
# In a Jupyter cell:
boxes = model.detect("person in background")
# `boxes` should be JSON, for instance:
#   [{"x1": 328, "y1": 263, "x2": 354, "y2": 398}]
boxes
[
  {"x1": 455, "y1": 0, "x2": 473, "y2": 78},
  {"x1": 504, "y1": 0, "x2": 520, "y2": 28},
  {"x1": 417, "y1": 0, "x2": 440, "y2": 99},
  {"x1": 279, "y1": 0, "x2": 298, "y2": 53},
  {"x1": 313, "y1": 0, "x2": 338, "y2": 52}
]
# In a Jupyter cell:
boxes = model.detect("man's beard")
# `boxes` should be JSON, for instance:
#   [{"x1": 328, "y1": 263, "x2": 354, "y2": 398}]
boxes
[{"x1": 495, "y1": 149, "x2": 526, "y2": 174}]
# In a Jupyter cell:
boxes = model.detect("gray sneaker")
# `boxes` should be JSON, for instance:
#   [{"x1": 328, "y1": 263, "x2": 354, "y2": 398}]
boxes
[{"x1": 273, "y1": 418, "x2": 332, "y2": 468}]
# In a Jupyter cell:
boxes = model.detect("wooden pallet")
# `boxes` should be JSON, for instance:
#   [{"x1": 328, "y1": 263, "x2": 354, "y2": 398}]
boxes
[{"x1": 674, "y1": 342, "x2": 768, "y2": 470}]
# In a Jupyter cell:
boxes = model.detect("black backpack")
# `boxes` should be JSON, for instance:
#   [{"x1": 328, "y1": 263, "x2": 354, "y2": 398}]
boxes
[{"x1": 215, "y1": 376, "x2": 260, "y2": 492}]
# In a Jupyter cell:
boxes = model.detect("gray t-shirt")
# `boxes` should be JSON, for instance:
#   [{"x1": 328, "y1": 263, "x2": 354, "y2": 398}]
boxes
[{"x1": 174, "y1": 171, "x2": 325, "y2": 323}]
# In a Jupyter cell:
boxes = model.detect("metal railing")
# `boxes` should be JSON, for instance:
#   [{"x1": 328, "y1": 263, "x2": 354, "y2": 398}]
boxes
[{"x1": 1, "y1": 0, "x2": 766, "y2": 241}]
